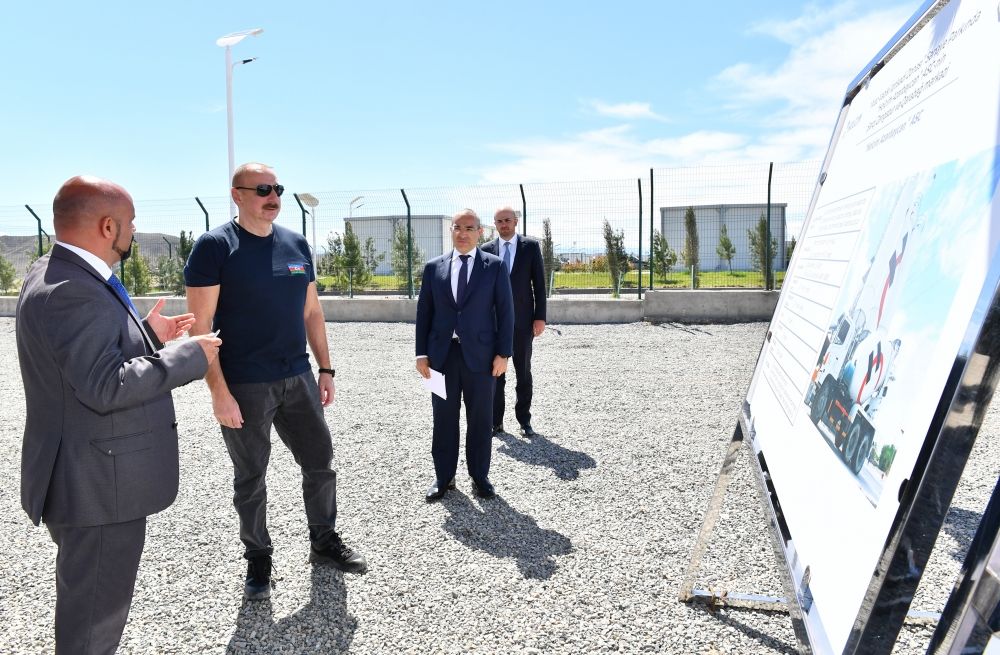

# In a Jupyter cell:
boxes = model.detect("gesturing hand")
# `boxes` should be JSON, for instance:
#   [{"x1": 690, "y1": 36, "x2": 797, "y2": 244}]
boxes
[{"x1": 145, "y1": 298, "x2": 196, "y2": 343}]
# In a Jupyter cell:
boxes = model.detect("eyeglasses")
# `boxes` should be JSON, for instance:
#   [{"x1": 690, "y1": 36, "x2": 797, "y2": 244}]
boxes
[
  {"x1": 450, "y1": 225, "x2": 480, "y2": 233},
  {"x1": 235, "y1": 184, "x2": 285, "y2": 197}
]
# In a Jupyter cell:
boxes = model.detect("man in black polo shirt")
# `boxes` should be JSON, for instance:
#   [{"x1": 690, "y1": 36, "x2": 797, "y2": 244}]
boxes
[{"x1": 185, "y1": 162, "x2": 366, "y2": 600}]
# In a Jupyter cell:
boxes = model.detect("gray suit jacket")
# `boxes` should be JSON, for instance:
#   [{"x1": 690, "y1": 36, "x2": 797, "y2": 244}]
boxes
[{"x1": 17, "y1": 245, "x2": 208, "y2": 527}]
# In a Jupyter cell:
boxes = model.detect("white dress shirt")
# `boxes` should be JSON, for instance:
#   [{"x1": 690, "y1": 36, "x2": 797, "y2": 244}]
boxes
[{"x1": 56, "y1": 241, "x2": 112, "y2": 280}]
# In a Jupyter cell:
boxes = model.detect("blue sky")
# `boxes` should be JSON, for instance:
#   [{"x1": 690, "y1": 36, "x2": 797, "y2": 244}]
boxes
[{"x1": 1, "y1": 0, "x2": 919, "y2": 205}]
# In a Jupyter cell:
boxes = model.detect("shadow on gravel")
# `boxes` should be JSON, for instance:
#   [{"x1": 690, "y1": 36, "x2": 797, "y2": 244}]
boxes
[
  {"x1": 494, "y1": 431, "x2": 596, "y2": 481},
  {"x1": 654, "y1": 322, "x2": 715, "y2": 336},
  {"x1": 701, "y1": 607, "x2": 798, "y2": 655},
  {"x1": 942, "y1": 506, "x2": 983, "y2": 562},
  {"x1": 227, "y1": 567, "x2": 357, "y2": 654},
  {"x1": 441, "y1": 493, "x2": 572, "y2": 580}
]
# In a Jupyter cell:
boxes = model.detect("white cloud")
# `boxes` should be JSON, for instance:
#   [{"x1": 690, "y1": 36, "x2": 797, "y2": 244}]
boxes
[
  {"x1": 479, "y1": 1, "x2": 915, "y2": 185},
  {"x1": 586, "y1": 100, "x2": 668, "y2": 122}
]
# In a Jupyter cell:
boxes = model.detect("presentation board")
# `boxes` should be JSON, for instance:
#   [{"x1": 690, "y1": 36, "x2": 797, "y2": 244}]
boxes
[{"x1": 742, "y1": 0, "x2": 1000, "y2": 651}]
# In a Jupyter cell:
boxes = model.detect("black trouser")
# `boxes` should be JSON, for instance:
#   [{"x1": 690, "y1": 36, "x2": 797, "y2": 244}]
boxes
[
  {"x1": 431, "y1": 340, "x2": 495, "y2": 483},
  {"x1": 493, "y1": 329, "x2": 534, "y2": 428},
  {"x1": 47, "y1": 517, "x2": 146, "y2": 655},
  {"x1": 221, "y1": 371, "x2": 339, "y2": 558}
]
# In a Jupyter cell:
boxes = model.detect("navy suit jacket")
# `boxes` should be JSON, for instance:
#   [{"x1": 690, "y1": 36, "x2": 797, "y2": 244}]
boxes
[
  {"x1": 483, "y1": 234, "x2": 547, "y2": 332},
  {"x1": 415, "y1": 248, "x2": 514, "y2": 373}
]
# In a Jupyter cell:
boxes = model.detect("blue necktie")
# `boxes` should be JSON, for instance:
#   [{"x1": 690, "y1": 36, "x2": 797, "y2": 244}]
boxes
[
  {"x1": 108, "y1": 273, "x2": 139, "y2": 316},
  {"x1": 456, "y1": 254, "x2": 470, "y2": 305},
  {"x1": 502, "y1": 241, "x2": 512, "y2": 274}
]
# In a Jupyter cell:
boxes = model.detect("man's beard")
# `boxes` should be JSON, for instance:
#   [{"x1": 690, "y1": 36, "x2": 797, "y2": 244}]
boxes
[{"x1": 113, "y1": 221, "x2": 134, "y2": 263}]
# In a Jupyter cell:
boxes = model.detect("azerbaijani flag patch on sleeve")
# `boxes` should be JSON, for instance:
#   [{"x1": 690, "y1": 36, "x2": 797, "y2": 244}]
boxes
[{"x1": 288, "y1": 263, "x2": 307, "y2": 275}]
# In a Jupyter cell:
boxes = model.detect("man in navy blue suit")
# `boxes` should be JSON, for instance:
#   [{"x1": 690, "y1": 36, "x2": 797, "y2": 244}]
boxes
[
  {"x1": 482, "y1": 206, "x2": 547, "y2": 438},
  {"x1": 416, "y1": 209, "x2": 514, "y2": 501}
]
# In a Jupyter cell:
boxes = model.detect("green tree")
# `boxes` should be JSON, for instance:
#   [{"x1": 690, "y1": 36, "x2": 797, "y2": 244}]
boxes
[
  {"x1": 324, "y1": 222, "x2": 382, "y2": 290},
  {"x1": 27, "y1": 241, "x2": 53, "y2": 272},
  {"x1": 121, "y1": 242, "x2": 152, "y2": 296},
  {"x1": 0, "y1": 255, "x2": 16, "y2": 293},
  {"x1": 391, "y1": 221, "x2": 425, "y2": 288},
  {"x1": 156, "y1": 230, "x2": 193, "y2": 295},
  {"x1": 541, "y1": 218, "x2": 558, "y2": 296},
  {"x1": 651, "y1": 230, "x2": 677, "y2": 280},
  {"x1": 178, "y1": 230, "x2": 194, "y2": 263},
  {"x1": 716, "y1": 223, "x2": 736, "y2": 273},
  {"x1": 786, "y1": 236, "x2": 797, "y2": 267},
  {"x1": 682, "y1": 206, "x2": 699, "y2": 284},
  {"x1": 602, "y1": 219, "x2": 628, "y2": 298},
  {"x1": 748, "y1": 213, "x2": 778, "y2": 281},
  {"x1": 154, "y1": 256, "x2": 183, "y2": 295}
]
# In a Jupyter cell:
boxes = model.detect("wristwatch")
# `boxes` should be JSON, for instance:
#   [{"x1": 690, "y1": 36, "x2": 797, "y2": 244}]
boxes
[{"x1": 318, "y1": 367, "x2": 336, "y2": 377}]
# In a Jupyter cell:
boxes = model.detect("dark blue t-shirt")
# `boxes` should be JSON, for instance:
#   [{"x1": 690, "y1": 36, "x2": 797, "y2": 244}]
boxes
[{"x1": 184, "y1": 220, "x2": 316, "y2": 384}]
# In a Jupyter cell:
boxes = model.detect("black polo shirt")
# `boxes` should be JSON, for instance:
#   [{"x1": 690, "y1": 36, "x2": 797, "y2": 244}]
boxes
[{"x1": 184, "y1": 220, "x2": 315, "y2": 384}]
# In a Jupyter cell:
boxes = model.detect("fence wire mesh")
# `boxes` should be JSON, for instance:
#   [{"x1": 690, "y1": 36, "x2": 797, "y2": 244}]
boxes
[{"x1": 0, "y1": 160, "x2": 821, "y2": 296}]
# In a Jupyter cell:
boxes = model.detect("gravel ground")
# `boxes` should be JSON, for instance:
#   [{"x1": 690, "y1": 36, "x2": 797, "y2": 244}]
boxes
[{"x1": 0, "y1": 318, "x2": 996, "y2": 654}]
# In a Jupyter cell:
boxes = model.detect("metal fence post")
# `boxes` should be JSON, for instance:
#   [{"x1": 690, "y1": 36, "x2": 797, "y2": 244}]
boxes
[
  {"x1": 649, "y1": 168, "x2": 654, "y2": 290},
  {"x1": 401, "y1": 189, "x2": 413, "y2": 299},
  {"x1": 195, "y1": 197, "x2": 210, "y2": 232},
  {"x1": 520, "y1": 184, "x2": 526, "y2": 236},
  {"x1": 162, "y1": 236, "x2": 173, "y2": 259},
  {"x1": 766, "y1": 162, "x2": 774, "y2": 291},
  {"x1": 348, "y1": 267, "x2": 354, "y2": 298},
  {"x1": 638, "y1": 177, "x2": 643, "y2": 299},
  {"x1": 293, "y1": 193, "x2": 308, "y2": 238},
  {"x1": 24, "y1": 205, "x2": 49, "y2": 258}
]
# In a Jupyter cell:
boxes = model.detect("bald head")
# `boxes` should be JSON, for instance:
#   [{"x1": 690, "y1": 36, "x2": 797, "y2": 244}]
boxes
[
  {"x1": 232, "y1": 162, "x2": 274, "y2": 188},
  {"x1": 493, "y1": 205, "x2": 519, "y2": 240},
  {"x1": 53, "y1": 176, "x2": 132, "y2": 234},
  {"x1": 453, "y1": 208, "x2": 481, "y2": 229},
  {"x1": 52, "y1": 175, "x2": 136, "y2": 265}
]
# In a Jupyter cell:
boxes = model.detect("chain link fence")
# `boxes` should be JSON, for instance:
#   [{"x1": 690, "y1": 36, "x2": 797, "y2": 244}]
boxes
[{"x1": 0, "y1": 160, "x2": 820, "y2": 296}]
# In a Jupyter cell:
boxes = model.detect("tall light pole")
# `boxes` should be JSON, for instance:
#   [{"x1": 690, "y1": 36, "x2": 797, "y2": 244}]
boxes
[{"x1": 216, "y1": 28, "x2": 263, "y2": 218}]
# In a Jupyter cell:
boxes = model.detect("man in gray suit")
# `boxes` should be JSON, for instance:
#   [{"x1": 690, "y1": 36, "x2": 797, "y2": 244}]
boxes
[{"x1": 16, "y1": 175, "x2": 221, "y2": 654}]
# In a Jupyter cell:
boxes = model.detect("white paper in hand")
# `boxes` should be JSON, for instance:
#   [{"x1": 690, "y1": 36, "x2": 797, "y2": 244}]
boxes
[{"x1": 420, "y1": 368, "x2": 447, "y2": 399}]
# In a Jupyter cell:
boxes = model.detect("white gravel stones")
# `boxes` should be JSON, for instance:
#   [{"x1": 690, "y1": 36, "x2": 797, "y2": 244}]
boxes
[{"x1": 0, "y1": 318, "x2": 995, "y2": 654}]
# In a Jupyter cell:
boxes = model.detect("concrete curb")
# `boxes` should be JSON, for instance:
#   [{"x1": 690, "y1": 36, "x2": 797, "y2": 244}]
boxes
[{"x1": 0, "y1": 290, "x2": 777, "y2": 324}]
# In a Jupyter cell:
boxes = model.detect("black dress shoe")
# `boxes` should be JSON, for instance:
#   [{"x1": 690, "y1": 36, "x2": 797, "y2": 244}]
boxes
[
  {"x1": 519, "y1": 424, "x2": 537, "y2": 438},
  {"x1": 491, "y1": 424, "x2": 504, "y2": 436},
  {"x1": 471, "y1": 478, "x2": 496, "y2": 499},
  {"x1": 425, "y1": 478, "x2": 456, "y2": 502}
]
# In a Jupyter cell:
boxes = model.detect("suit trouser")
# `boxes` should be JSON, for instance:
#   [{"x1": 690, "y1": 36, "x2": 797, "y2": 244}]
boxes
[
  {"x1": 47, "y1": 517, "x2": 146, "y2": 655},
  {"x1": 221, "y1": 371, "x2": 338, "y2": 558},
  {"x1": 493, "y1": 329, "x2": 534, "y2": 428},
  {"x1": 432, "y1": 340, "x2": 495, "y2": 483}
]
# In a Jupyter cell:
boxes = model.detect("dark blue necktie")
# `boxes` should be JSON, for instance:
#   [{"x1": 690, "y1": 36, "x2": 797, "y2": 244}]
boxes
[
  {"x1": 108, "y1": 273, "x2": 139, "y2": 316},
  {"x1": 456, "y1": 254, "x2": 470, "y2": 305}
]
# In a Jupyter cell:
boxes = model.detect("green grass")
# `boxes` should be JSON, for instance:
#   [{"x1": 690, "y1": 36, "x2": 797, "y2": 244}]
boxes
[
  {"x1": 554, "y1": 270, "x2": 785, "y2": 290},
  {"x1": 315, "y1": 270, "x2": 785, "y2": 294}
]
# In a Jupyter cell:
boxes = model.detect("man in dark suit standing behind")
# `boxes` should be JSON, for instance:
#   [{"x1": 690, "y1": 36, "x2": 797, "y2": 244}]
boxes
[
  {"x1": 416, "y1": 209, "x2": 514, "y2": 501},
  {"x1": 482, "y1": 206, "x2": 547, "y2": 437},
  {"x1": 16, "y1": 175, "x2": 221, "y2": 654}
]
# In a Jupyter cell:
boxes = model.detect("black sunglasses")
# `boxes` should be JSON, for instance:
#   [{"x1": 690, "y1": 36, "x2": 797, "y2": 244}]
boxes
[{"x1": 235, "y1": 184, "x2": 285, "y2": 197}]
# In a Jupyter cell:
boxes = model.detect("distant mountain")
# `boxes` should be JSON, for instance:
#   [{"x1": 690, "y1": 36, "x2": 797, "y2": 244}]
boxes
[{"x1": 0, "y1": 232, "x2": 182, "y2": 277}]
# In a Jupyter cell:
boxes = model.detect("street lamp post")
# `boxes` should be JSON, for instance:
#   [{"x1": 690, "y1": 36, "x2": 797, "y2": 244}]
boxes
[
  {"x1": 216, "y1": 28, "x2": 263, "y2": 218},
  {"x1": 299, "y1": 193, "x2": 320, "y2": 271},
  {"x1": 348, "y1": 195, "x2": 365, "y2": 221}
]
